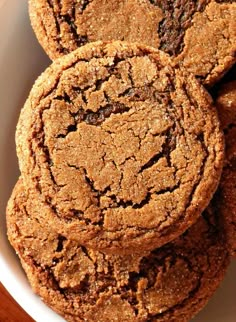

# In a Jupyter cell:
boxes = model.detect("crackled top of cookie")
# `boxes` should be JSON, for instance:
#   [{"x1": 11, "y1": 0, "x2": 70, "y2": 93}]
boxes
[
  {"x1": 216, "y1": 80, "x2": 236, "y2": 257},
  {"x1": 7, "y1": 179, "x2": 229, "y2": 322},
  {"x1": 29, "y1": 0, "x2": 236, "y2": 86},
  {"x1": 16, "y1": 41, "x2": 224, "y2": 254}
]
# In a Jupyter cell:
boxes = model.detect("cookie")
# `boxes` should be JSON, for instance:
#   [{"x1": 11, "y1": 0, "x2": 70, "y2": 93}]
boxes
[
  {"x1": 29, "y1": 0, "x2": 236, "y2": 86},
  {"x1": 16, "y1": 41, "x2": 224, "y2": 254},
  {"x1": 7, "y1": 178, "x2": 229, "y2": 322},
  {"x1": 215, "y1": 80, "x2": 236, "y2": 257}
]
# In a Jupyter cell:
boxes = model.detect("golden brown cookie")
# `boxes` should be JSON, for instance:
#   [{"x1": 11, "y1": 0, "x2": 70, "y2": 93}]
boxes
[
  {"x1": 16, "y1": 41, "x2": 224, "y2": 254},
  {"x1": 215, "y1": 80, "x2": 236, "y2": 257},
  {"x1": 7, "y1": 178, "x2": 229, "y2": 322},
  {"x1": 29, "y1": 0, "x2": 236, "y2": 86}
]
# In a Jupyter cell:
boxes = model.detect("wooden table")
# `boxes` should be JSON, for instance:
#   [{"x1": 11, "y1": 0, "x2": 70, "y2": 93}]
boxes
[{"x1": 0, "y1": 282, "x2": 34, "y2": 322}]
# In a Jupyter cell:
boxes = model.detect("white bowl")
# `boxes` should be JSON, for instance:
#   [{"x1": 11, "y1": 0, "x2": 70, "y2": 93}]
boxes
[{"x1": 0, "y1": 1, "x2": 235, "y2": 321}]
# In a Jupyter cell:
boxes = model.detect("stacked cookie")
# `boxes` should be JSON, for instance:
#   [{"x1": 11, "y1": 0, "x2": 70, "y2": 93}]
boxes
[{"x1": 6, "y1": 1, "x2": 236, "y2": 321}]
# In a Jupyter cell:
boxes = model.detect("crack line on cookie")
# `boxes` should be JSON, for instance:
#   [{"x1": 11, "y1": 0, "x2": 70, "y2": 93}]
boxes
[{"x1": 150, "y1": 0, "x2": 210, "y2": 56}]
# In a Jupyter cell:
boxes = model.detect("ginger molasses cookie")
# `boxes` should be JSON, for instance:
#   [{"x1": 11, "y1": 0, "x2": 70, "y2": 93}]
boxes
[
  {"x1": 216, "y1": 80, "x2": 236, "y2": 257},
  {"x1": 7, "y1": 178, "x2": 229, "y2": 322},
  {"x1": 29, "y1": 0, "x2": 236, "y2": 86},
  {"x1": 16, "y1": 41, "x2": 224, "y2": 254}
]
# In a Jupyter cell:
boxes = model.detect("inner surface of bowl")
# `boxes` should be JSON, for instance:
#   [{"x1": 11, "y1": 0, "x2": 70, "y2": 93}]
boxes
[{"x1": 0, "y1": 1, "x2": 235, "y2": 322}]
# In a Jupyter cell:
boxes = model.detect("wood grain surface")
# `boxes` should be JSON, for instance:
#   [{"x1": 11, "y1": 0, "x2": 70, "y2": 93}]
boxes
[{"x1": 0, "y1": 282, "x2": 34, "y2": 322}]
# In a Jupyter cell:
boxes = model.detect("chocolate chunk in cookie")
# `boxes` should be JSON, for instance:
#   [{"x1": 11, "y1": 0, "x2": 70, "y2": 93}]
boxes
[
  {"x1": 215, "y1": 80, "x2": 236, "y2": 257},
  {"x1": 7, "y1": 178, "x2": 229, "y2": 322},
  {"x1": 29, "y1": 0, "x2": 236, "y2": 86},
  {"x1": 16, "y1": 41, "x2": 224, "y2": 254}
]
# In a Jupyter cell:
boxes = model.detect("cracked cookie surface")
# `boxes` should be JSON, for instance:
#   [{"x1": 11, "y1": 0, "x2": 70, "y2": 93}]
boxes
[
  {"x1": 7, "y1": 178, "x2": 229, "y2": 322},
  {"x1": 29, "y1": 0, "x2": 236, "y2": 86},
  {"x1": 215, "y1": 80, "x2": 236, "y2": 257},
  {"x1": 16, "y1": 41, "x2": 224, "y2": 254}
]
